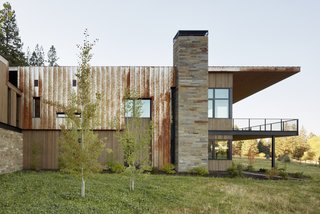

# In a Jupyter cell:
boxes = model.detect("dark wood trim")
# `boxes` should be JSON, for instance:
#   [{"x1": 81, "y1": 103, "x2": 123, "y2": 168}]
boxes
[
  {"x1": 209, "y1": 130, "x2": 298, "y2": 140},
  {"x1": 0, "y1": 121, "x2": 22, "y2": 133}
]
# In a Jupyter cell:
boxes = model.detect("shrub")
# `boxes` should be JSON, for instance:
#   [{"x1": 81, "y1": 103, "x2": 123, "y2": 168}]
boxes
[
  {"x1": 278, "y1": 154, "x2": 291, "y2": 163},
  {"x1": 278, "y1": 169, "x2": 288, "y2": 179},
  {"x1": 227, "y1": 162, "x2": 243, "y2": 177},
  {"x1": 189, "y1": 166, "x2": 209, "y2": 176},
  {"x1": 161, "y1": 164, "x2": 176, "y2": 174},
  {"x1": 289, "y1": 172, "x2": 307, "y2": 179},
  {"x1": 141, "y1": 165, "x2": 153, "y2": 173},
  {"x1": 265, "y1": 168, "x2": 279, "y2": 179},
  {"x1": 259, "y1": 168, "x2": 268, "y2": 173},
  {"x1": 246, "y1": 165, "x2": 255, "y2": 172},
  {"x1": 258, "y1": 153, "x2": 266, "y2": 158},
  {"x1": 107, "y1": 162, "x2": 125, "y2": 173}
]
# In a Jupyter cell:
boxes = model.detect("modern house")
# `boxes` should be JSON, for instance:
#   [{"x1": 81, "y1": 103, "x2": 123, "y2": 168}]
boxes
[{"x1": 0, "y1": 30, "x2": 299, "y2": 174}]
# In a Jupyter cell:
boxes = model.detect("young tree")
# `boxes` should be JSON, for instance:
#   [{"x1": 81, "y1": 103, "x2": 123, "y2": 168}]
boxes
[
  {"x1": 257, "y1": 139, "x2": 270, "y2": 158},
  {"x1": 29, "y1": 44, "x2": 45, "y2": 66},
  {"x1": 47, "y1": 30, "x2": 103, "y2": 197},
  {"x1": 302, "y1": 150, "x2": 316, "y2": 163},
  {"x1": 292, "y1": 141, "x2": 309, "y2": 162},
  {"x1": 116, "y1": 92, "x2": 152, "y2": 191},
  {"x1": 241, "y1": 140, "x2": 259, "y2": 165},
  {"x1": 0, "y1": 2, "x2": 27, "y2": 65},
  {"x1": 308, "y1": 136, "x2": 320, "y2": 164},
  {"x1": 47, "y1": 45, "x2": 59, "y2": 66},
  {"x1": 232, "y1": 140, "x2": 243, "y2": 157}
]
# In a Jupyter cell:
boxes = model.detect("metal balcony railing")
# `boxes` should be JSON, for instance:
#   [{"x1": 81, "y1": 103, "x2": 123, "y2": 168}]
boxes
[{"x1": 233, "y1": 118, "x2": 299, "y2": 132}]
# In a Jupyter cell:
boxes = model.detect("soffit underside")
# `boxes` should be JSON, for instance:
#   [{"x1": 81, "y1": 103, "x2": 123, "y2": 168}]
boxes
[{"x1": 209, "y1": 66, "x2": 300, "y2": 103}]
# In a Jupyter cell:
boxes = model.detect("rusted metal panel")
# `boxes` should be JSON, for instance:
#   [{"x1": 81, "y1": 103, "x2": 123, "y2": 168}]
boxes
[{"x1": 18, "y1": 66, "x2": 174, "y2": 168}]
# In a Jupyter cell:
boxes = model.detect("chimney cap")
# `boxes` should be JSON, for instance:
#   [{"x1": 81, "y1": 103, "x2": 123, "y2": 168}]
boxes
[{"x1": 173, "y1": 30, "x2": 208, "y2": 41}]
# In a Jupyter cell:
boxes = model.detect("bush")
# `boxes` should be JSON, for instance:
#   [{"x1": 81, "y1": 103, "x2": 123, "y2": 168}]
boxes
[
  {"x1": 259, "y1": 168, "x2": 268, "y2": 173},
  {"x1": 278, "y1": 169, "x2": 288, "y2": 179},
  {"x1": 161, "y1": 164, "x2": 176, "y2": 174},
  {"x1": 189, "y1": 166, "x2": 209, "y2": 176},
  {"x1": 258, "y1": 153, "x2": 266, "y2": 158},
  {"x1": 141, "y1": 165, "x2": 153, "y2": 173},
  {"x1": 246, "y1": 165, "x2": 255, "y2": 172},
  {"x1": 107, "y1": 162, "x2": 125, "y2": 173},
  {"x1": 278, "y1": 154, "x2": 291, "y2": 163},
  {"x1": 227, "y1": 162, "x2": 243, "y2": 177},
  {"x1": 289, "y1": 172, "x2": 306, "y2": 179},
  {"x1": 265, "y1": 168, "x2": 280, "y2": 179}
]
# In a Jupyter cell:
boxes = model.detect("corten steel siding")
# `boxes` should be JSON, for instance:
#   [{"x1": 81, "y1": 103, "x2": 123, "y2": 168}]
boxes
[{"x1": 18, "y1": 66, "x2": 174, "y2": 168}]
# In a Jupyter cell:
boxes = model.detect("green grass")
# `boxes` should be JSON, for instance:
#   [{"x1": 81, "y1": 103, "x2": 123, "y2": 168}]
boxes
[
  {"x1": 233, "y1": 156, "x2": 320, "y2": 177},
  {"x1": 0, "y1": 160, "x2": 320, "y2": 213}
]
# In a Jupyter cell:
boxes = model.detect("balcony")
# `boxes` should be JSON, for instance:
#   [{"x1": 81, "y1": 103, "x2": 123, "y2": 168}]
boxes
[
  {"x1": 209, "y1": 118, "x2": 299, "y2": 141},
  {"x1": 208, "y1": 118, "x2": 299, "y2": 168}
]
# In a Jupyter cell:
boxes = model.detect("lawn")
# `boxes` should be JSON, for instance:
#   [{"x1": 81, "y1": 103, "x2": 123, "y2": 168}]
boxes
[{"x1": 0, "y1": 160, "x2": 320, "y2": 214}]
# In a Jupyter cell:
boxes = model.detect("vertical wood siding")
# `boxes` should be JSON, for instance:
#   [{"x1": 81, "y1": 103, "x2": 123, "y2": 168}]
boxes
[
  {"x1": 0, "y1": 57, "x2": 8, "y2": 123},
  {"x1": 208, "y1": 73, "x2": 233, "y2": 131},
  {"x1": 19, "y1": 66, "x2": 174, "y2": 168}
]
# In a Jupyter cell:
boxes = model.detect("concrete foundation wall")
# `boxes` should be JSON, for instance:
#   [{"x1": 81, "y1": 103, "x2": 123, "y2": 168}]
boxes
[{"x1": 0, "y1": 128, "x2": 23, "y2": 174}]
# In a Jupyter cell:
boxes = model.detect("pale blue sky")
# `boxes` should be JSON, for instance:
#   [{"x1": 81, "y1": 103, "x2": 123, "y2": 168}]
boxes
[{"x1": 3, "y1": 0, "x2": 320, "y2": 134}]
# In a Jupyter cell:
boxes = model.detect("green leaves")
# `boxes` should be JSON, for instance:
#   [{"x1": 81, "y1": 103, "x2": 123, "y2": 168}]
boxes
[{"x1": 0, "y1": 2, "x2": 27, "y2": 66}]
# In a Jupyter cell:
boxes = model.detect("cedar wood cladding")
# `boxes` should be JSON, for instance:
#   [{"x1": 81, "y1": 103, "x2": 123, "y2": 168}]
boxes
[
  {"x1": 18, "y1": 66, "x2": 174, "y2": 168},
  {"x1": 0, "y1": 57, "x2": 8, "y2": 124}
]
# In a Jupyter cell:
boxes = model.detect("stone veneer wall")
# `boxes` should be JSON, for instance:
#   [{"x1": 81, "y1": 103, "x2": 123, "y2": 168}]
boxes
[
  {"x1": 173, "y1": 33, "x2": 208, "y2": 172},
  {"x1": 0, "y1": 128, "x2": 23, "y2": 174}
]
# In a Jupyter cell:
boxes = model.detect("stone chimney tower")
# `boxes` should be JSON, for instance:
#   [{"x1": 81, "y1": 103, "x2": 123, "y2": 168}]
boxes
[{"x1": 173, "y1": 30, "x2": 209, "y2": 172}]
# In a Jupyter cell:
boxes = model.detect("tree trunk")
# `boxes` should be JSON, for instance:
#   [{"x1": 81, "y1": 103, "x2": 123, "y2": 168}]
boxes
[
  {"x1": 129, "y1": 177, "x2": 135, "y2": 191},
  {"x1": 81, "y1": 176, "x2": 86, "y2": 197}
]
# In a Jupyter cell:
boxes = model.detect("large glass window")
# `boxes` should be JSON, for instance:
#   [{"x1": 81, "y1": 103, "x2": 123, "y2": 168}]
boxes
[
  {"x1": 125, "y1": 99, "x2": 151, "y2": 118},
  {"x1": 208, "y1": 88, "x2": 230, "y2": 118},
  {"x1": 208, "y1": 140, "x2": 231, "y2": 160},
  {"x1": 32, "y1": 97, "x2": 41, "y2": 118}
]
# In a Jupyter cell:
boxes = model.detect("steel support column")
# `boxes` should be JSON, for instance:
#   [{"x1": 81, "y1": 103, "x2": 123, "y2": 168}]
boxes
[{"x1": 271, "y1": 136, "x2": 275, "y2": 168}]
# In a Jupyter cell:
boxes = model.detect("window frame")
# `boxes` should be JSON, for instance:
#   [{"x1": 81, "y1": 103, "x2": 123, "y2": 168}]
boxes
[
  {"x1": 208, "y1": 88, "x2": 232, "y2": 119},
  {"x1": 32, "y1": 97, "x2": 41, "y2": 118},
  {"x1": 208, "y1": 140, "x2": 232, "y2": 160},
  {"x1": 125, "y1": 98, "x2": 151, "y2": 119}
]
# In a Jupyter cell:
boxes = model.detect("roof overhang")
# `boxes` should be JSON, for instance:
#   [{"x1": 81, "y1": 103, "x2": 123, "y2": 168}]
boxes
[{"x1": 209, "y1": 66, "x2": 300, "y2": 103}]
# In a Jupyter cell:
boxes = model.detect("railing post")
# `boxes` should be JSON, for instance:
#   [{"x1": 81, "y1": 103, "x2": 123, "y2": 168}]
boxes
[
  {"x1": 248, "y1": 119, "x2": 251, "y2": 130},
  {"x1": 232, "y1": 119, "x2": 234, "y2": 130},
  {"x1": 264, "y1": 119, "x2": 266, "y2": 131},
  {"x1": 272, "y1": 136, "x2": 275, "y2": 168},
  {"x1": 281, "y1": 119, "x2": 283, "y2": 131}
]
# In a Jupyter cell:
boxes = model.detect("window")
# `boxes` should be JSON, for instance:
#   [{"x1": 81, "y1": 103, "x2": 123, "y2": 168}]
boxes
[
  {"x1": 208, "y1": 140, "x2": 231, "y2": 160},
  {"x1": 56, "y1": 112, "x2": 81, "y2": 118},
  {"x1": 34, "y1": 80, "x2": 39, "y2": 87},
  {"x1": 16, "y1": 95, "x2": 21, "y2": 126},
  {"x1": 32, "y1": 97, "x2": 41, "y2": 118},
  {"x1": 56, "y1": 112, "x2": 67, "y2": 118},
  {"x1": 9, "y1": 70, "x2": 18, "y2": 87},
  {"x1": 125, "y1": 99, "x2": 151, "y2": 118},
  {"x1": 72, "y1": 80, "x2": 77, "y2": 87},
  {"x1": 7, "y1": 88, "x2": 11, "y2": 124},
  {"x1": 208, "y1": 88, "x2": 231, "y2": 118}
]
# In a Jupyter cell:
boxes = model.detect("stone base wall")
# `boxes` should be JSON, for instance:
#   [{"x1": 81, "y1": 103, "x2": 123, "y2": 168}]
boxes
[{"x1": 0, "y1": 128, "x2": 23, "y2": 174}]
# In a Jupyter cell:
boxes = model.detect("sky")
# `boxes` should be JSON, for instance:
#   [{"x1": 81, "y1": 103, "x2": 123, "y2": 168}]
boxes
[{"x1": 2, "y1": 0, "x2": 320, "y2": 135}]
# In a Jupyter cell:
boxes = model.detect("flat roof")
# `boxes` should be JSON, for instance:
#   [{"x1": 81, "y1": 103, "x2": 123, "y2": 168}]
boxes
[
  {"x1": 173, "y1": 30, "x2": 208, "y2": 40},
  {"x1": 209, "y1": 66, "x2": 300, "y2": 103}
]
